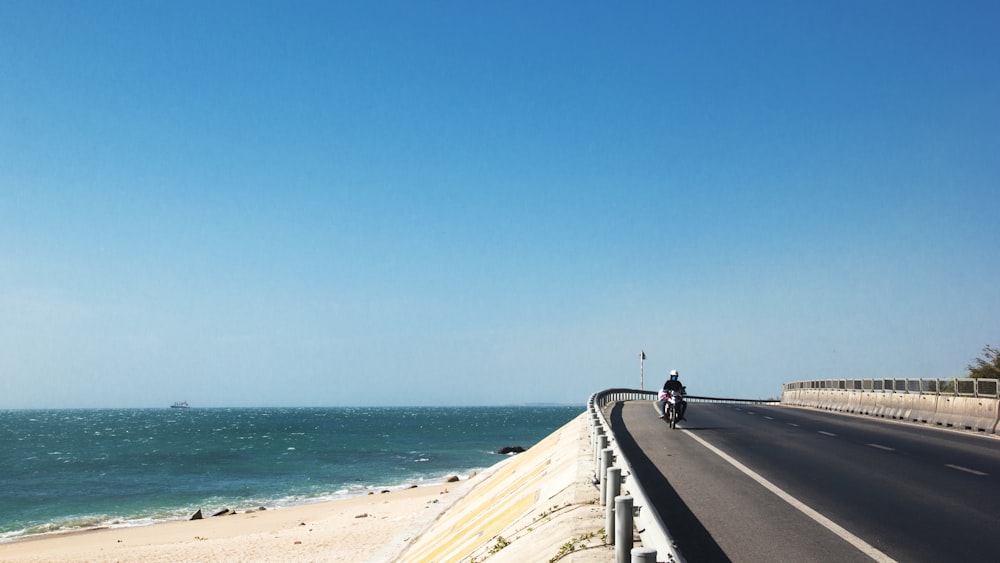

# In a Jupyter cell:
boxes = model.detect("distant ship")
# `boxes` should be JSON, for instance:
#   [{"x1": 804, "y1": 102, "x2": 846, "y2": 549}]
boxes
[{"x1": 170, "y1": 401, "x2": 190, "y2": 409}]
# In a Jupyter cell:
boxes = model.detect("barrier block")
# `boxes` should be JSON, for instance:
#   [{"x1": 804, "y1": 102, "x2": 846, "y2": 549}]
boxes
[
  {"x1": 783, "y1": 389, "x2": 820, "y2": 408},
  {"x1": 885, "y1": 393, "x2": 909, "y2": 420},
  {"x1": 907, "y1": 394, "x2": 937, "y2": 424},
  {"x1": 819, "y1": 390, "x2": 844, "y2": 411},
  {"x1": 858, "y1": 392, "x2": 878, "y2": 416},
  {"x1": 931, "y1": 396, "x2": 1000, "y2": 433},
  {"x1": 804, "y1": 389, "x2": 820, "y2": 407},
  {"x1": 846, "y1": 391, "x2": 862, "y2": 414},
  {"x1": 834, "y1": 391, "x2": 852, "y2": 412},
  {"x1": 871, "y1": 393, "x2": 891, "y2": 418},
  {"x1": 779, "y1": 380, "x2": 1000, "y2": 435}
]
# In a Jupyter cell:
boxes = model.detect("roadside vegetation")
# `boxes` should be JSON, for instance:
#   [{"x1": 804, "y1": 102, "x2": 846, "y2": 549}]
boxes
[{"x1": 967, "y1": 345, "x2": 1000, "y2": 379}]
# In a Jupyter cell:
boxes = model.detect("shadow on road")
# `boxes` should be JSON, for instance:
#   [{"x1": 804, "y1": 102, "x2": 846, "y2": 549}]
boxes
[{"x1": 609, "y1": 402, "x2": 731, "y2": 562}]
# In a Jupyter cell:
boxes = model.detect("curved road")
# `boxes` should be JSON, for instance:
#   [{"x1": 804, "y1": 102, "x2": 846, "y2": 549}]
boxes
[{"x1": 607, "y1": 401, "x2": 1000, "y2": 562}]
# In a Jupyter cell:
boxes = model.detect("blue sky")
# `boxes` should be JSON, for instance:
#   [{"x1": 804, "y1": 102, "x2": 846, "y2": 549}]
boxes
[{"x1": 1, "y1": 1, "x2": 997, "y2": 408}]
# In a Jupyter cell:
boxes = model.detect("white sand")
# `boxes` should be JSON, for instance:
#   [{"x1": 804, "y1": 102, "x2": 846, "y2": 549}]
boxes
[{"x1": 0, "y1": 484, "x2": 459, "y2": 562}]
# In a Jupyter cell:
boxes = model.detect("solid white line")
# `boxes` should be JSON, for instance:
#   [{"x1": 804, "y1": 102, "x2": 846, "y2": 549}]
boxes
[
  {"x1": 946, "y1": 464, "x2": 988, "y2": 476},
  {"x1": 682, "y1": 429, "x2": 896, "y2": 562},
  {"x1": 867, "y1": 444, "x2": 895, "y2": 451},
  {"x1": 818, "y1": 431, "x2": 837, "y2": 437}
]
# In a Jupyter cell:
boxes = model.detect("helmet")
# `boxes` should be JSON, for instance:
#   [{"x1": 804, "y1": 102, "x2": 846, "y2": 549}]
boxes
[{"x1": 669, "y1": 370, "x2": 679, "y2": 379}]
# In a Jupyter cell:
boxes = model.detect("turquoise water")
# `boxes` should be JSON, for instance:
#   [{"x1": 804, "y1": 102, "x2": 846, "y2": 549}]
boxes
[{"x1": 0, "y1": 406, "x2": 581, "y2": 541}]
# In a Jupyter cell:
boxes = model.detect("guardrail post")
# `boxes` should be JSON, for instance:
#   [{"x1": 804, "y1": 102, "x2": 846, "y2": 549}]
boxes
[
  {"x1": 615, "y1": 495, "x2": 634, "y2": 563},
  {"x1": 595, "y1": 434, "x2": 608, "y2": 478},
  {"x1": 605, "y1": 467, "x2": 621, "y2": 539},
  {"x1": 631, "y1": 547, "x2": 657, "y2": 563},
  {"x1": 593, "y1": 419, "x2": 604, "y2": 439},
  {"x1": 599, "y1": 448, "x2": 613, "y2": 502},
  {"x1": 591, "y1": 426, "x2": 600, "y2": 462},
  {"x1": 593, "y1": 425, "x2": 605, "y2": 458}
]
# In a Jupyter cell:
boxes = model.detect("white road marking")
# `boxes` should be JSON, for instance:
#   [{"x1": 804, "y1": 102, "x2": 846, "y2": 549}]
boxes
[
  {"x1": 946, "y1": 464, "x2": 988, "y2": 476},
  {"x1": 787, "y1": 423, "x2": 800, "y2": 427},
  {"x1": 682, "y1": 429, "x2": 896, "y2": 563},
  {"x1": 764, "y1": 416, "x2": 775, "y2": 420},
  {"x1": 818, "y1": 431, "x2": 837, "y2": 437},
  {"x1": 867, "y1": 444, "x2": 895, "y2": 451}
]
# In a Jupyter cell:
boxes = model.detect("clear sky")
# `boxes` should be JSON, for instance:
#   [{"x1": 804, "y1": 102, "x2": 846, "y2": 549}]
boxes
[{"x1": 2, "y1": 1, "x2": 997, "y2": 408}]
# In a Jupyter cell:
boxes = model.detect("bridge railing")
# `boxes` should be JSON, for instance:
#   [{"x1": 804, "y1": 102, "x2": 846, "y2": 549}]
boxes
[
  {"x1": 592, "y1": 389, "x2": 778, "y2": 408},
  {"x1": 781, "y1": 378, "x2": 1000, "y2": 433},
  {"x1": 782, "y1": 378, "x2": 1000, "y2": 398},
  {"x1": 686, "y1": 395, "x2": 779, "y2": 405}
]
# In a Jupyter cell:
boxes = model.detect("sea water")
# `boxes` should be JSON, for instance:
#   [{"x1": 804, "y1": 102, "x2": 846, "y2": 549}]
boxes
[{"x1": 0, "y1": 406, "x2": 581, "y2": 541}]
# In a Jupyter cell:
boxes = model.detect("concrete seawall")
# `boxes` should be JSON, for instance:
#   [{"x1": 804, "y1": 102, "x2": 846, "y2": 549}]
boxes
[{"x1": 393, "y1": 412, "x2": 618, "y2": 562}]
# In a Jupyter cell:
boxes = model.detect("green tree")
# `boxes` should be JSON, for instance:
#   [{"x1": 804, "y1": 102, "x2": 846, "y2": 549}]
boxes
[{"x1": 967, "y1": 345, "x2": 1000, "y2": 379}]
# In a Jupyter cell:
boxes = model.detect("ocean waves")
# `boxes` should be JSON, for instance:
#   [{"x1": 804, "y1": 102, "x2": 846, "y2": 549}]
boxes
[{"x1": 0, "y1": 405, "x2": 580, "y2": 541}]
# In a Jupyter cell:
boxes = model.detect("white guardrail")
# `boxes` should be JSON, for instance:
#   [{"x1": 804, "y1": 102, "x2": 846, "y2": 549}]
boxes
[
  {"x1": 586, "y1": 389, "x2": 804, "y2": 563},
  {"x1": 589, "y1": 389, "x2": 678, "y2": 563},
  {"x1": 782, "y1": 378, "x2": 1000, "y2": 434}
]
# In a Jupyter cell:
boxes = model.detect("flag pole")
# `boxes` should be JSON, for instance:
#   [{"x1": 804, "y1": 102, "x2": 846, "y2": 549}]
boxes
[{"x1": 639, "y1": 350, "x2": 646, "y2": 390}]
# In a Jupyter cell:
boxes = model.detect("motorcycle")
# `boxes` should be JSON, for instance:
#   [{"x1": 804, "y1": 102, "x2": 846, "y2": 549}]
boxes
[{"x1": 656, "y1": 388, "x2": 685, "y2": 429}]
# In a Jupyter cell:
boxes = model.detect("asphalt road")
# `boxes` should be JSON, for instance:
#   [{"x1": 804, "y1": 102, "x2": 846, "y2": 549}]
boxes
[{"x1": 606, "y1": 401, "x2": 1000, "y2": 562}]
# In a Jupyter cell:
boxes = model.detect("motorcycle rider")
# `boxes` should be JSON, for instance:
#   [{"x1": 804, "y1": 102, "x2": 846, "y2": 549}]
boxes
[{"x1": 658, "y1": 370, "x2": 687, "y2": 420}]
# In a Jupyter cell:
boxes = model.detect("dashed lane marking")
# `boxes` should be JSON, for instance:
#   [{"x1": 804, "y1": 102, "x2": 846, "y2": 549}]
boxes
[
  {"x1": 681, "y1": 429, "x2": 897, "y2": 563},
  {"x1": 818, "y1": 431, "x2": 837, "y2": 437},
  {"x1": 867, "y1": 444, "x2": 895, "y2": 451},
  {"x1": 946, "y1": 464, "x2": 988, "y2": 476}
]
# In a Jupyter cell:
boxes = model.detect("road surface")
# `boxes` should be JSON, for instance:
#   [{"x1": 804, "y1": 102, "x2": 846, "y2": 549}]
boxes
[{"x1": 606, "y1": 401, "x2": 1000, "y2": 562}]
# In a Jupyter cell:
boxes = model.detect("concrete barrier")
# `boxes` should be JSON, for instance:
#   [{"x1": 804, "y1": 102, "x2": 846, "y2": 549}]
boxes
[
  {"x1": 845, "y1": 391, "x2": 863, "y2": 414},
  {"x1": 931, "y1": 396, "x2": 1000, "y2": 433},
  {"x1": 857, "y1": 392, "x2": 878, "y2": 416},
  {"x1": 818, "y1": 390, "x2": 838, "y2": 411},
  {"x1": 784, "y1": 388, "x2": 816, "y2": 408},
  {"x1": 885, "y1": 393, "x2": 909, "y2": 420},
  {"x1": 907, "y1": 394, "x2": 937, "y2": 424},
  {"x1": 868, "y1": 393, "x2": 889, "y2": 418},
  {"x1": 782, "y1": 387, "x2": 999, "y2": 435}
]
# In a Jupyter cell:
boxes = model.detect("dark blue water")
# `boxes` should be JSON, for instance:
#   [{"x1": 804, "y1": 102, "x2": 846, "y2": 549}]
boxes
[{"x1": 0, "y1": 406, "x2": 581, "y2": 541}]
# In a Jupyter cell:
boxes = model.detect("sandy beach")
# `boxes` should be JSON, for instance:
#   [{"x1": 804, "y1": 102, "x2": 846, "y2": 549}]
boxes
[
  {"x1": 0, "y1": 483, "x2": 461, "y2": 562},
  {"x1": 0, "y1": 412, "x2": 613, "y2": 563}
]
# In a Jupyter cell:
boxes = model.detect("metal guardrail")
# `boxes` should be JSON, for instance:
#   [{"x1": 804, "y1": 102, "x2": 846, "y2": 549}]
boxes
[
  {"x1": 587, "y1": 389, "x2": 781, "y2": 561},
  {"x1": 686, "y1": 395, "x2": 780, "y2": 405},
  {"x1": 592, "y1": 388, "x2": 778, "y2": 407},
  {"x1": 589, "y1": 389, "x2": 681, "y2": 563},
  {"x1": 783, "y1": 378, "x2": 1000, "y2": 398},
  {"x1": 587, "y1": 389, "x2": 775, "y2": 562}
]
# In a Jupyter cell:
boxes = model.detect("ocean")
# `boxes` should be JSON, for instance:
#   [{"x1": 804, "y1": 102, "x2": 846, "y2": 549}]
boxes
[{"x1": 0, "y1": 405, "x2": 582, "y2": 542}]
